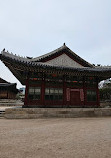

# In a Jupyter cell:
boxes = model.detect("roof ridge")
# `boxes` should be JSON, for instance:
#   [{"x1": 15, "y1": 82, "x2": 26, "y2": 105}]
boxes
[
  {"x1": 66, "y1": 47, "x2": 93, "y2": 68},
  {"x1": 1, "y1": 50, "x2": 30, "y2": 62},
  {"x1": 0, "y1": 44, "x2": 93, "y2": 68},
  {"x1": 31, "y1": 44, "x2": 67, "y2": 62},
  {"x1": 31, "y1": 44, "x2": 93, "y2": 68},
  {"x1": 2, "y1": 52, "x2": 111, "y2": 71}
]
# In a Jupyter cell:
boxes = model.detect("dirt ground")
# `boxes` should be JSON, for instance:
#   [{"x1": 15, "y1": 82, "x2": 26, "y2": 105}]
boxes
[{"x1": 0, "y1": 118, "x2": 111, "y2": 158}]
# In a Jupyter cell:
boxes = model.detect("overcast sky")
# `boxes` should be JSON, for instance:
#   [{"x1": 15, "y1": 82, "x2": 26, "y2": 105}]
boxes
[{"x1": 0, "y1": 0, "x2": 111, "y2": 88}]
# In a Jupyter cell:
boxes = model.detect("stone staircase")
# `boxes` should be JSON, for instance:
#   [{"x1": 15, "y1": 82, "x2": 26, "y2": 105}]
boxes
[
  {"x1": 0, "y1": 110, "x2": 5, "y2": 117},
  {"x1": 0, "y1": 99, "x2": 23, "y2": 106}
]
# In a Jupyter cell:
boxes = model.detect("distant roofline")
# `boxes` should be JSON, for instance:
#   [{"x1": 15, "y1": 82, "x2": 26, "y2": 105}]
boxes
[{"x1": 0, "y1": 77, "x2": 9, "y2": 84}]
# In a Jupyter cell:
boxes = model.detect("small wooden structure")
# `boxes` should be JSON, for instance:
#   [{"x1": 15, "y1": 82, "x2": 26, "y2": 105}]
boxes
[
  {"x1": 0, "y1": 44, "x2": 111, "y2": 107},
  {"x1": 0, "y1": 77, "x2": 18, "y2": 99}
]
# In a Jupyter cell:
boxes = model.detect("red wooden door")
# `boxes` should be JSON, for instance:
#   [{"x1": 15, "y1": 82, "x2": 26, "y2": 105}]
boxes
[{"x1": 70, "y1": 91, "x2": 81, "y2": 105}]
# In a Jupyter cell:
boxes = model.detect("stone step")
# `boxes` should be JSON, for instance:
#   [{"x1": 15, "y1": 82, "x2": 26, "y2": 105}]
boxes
[{"x1": 0, "y1": 110, "x2": 5, "y2": 117}]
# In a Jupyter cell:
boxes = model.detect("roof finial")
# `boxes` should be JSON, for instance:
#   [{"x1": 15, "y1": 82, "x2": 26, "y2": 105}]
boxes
[
  {"x1": 63, "y1": 43, "x2": 66, "y2": 46},
  {"x1": 2, "y1": 48, "x2": 5, "y2": 52}
]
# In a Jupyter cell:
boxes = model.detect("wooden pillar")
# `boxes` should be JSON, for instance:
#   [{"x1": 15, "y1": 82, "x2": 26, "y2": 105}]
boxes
[
  {"x1": 41, "y1": 79, "x2": 45, "y2": 106},
  {"x1": 63, "y1": 80, "x2": 66, "y2": 107},
  {"x1": 24, "y1": 78, "x2": 29, "y2": 107},
  {"x1": 83, "y1": 77, "x2": 86, "y2": 107},
  {"x1": 96, "y1": 81, "x2": 100, "y2": 107},
  {"x1": 7, "y1": 90, "x2": 8, "y2": 99}
]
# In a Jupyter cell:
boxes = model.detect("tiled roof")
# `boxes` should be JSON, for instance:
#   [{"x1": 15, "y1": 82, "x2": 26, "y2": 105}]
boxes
[
  {"x1": 0, "y1": 77, "x2": 9, "y2": 83},
  {"x1": 1, "y1": 47, "x2": 111, "y2": 84},
  {"x1": 31, "y1": 45, "x2": 66, "y2": 61},
  {"x1": 0, "y1": 83, "x2": 16, "y2": 87},
  {"x1": 1, "y1": 50, "x2": 111, "y2": 73},
  {"x1": 30, "y1": 44, "x2": 93, "y2": 67}
]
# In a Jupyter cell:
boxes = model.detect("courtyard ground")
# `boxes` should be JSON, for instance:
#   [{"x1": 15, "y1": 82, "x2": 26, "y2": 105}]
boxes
[{"x1": 0, "y1": 117, "x2": 111, "y2": 158}]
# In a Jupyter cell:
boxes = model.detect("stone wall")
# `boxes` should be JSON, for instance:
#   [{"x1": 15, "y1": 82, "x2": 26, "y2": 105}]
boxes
[{"x1": 5, "y1": 108, "x2": 111, "y2": 119}]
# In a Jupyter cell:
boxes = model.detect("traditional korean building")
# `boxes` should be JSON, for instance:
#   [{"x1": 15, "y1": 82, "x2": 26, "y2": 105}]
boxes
[
  {"x1": 0, "y1": 44, "x2": 111, "y2": 107},
  {"x1": 0, "y1": 77, "x2": 18, "y2": 99}
]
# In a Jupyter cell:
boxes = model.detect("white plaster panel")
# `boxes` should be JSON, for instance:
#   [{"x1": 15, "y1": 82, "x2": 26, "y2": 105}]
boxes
[{"x1": 45, "y1": 54, "x2": 84, "y2": 68}]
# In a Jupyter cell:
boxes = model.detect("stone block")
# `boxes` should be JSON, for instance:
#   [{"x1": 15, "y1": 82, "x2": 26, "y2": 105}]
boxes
[{"x1": 4, "y1": 108, "x2": 111, "y2": 119}]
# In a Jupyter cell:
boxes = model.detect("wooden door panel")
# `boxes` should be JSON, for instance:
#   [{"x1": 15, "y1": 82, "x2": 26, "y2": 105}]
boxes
[{"x1": 70, "y1": 91, "x2": 81, "y2": 105}]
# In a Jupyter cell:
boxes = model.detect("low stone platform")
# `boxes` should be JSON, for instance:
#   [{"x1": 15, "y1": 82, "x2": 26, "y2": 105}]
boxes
[
  {"x1": 4, "y1": 108, "x2": 111, "y2": 119},
  {"x1": 0, "y1": 99, "x2": 23, "y2": 107}
]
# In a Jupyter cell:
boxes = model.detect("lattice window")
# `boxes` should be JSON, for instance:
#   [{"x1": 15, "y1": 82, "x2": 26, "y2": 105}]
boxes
[
  {"x1": 28, "y1": 87, "x2": 41, "y2": 100},
  {"x1": 45, "y1": 88, "x2": 63, "y2": 101},
  {"x1": 87, "y1": 90, "x2": 97, "y2": 102}
]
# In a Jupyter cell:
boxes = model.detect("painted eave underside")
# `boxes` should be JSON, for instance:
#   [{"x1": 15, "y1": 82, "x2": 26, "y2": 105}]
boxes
[{"x1": 1, "y1": 51, "x2": 111, "y2": 85}]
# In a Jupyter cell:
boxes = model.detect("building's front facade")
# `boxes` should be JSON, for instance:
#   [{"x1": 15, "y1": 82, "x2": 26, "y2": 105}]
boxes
[
  {"x1": 0, "y1": 77, "x2": 18, "y2": 99},
  {"x1": 0, "y1": 44, "x2": 111, "y2": 107}
]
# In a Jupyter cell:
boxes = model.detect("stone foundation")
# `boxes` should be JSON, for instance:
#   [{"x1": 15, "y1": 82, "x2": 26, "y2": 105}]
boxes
[{"x1": 5, "y1": 108, "x2": 111, "y2": 119}]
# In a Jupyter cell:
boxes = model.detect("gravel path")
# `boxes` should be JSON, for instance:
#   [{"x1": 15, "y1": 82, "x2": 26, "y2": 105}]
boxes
[{"x1": 0, "y1": 118, "x2": 111, "y2": 158}]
